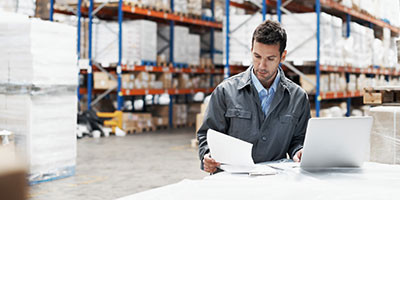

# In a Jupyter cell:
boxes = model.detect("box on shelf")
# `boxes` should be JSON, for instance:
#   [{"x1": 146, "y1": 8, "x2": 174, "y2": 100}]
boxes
[
  {"x1": 369, "y1": 106, "x2": 400, "y2": 165},
  {"x1": 152, "y1": 116, "x2": 169, "y2": 127},
  {"x1": 364, "y1": 86, "x2": 400, "y2": 105},
  {"x1": 93, "y1": 72, "x2": 117, "y2": 90},
  {"x1": 156, "y1": 73, "x2": 172, "y2": 89},
  {"x1": 173, "y1": 104, "x2": 188, "y2": 126}
]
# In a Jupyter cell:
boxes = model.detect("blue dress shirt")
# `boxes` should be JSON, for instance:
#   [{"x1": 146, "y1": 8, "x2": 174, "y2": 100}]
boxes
[{"x1": 251, "y1": 67, "x2": 281, "y2": 116}]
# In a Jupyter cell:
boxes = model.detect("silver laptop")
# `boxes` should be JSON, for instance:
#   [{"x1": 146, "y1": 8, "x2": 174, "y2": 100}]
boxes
[{"x1": 300, "y1": 116, "x2": 373, "y2": 170}]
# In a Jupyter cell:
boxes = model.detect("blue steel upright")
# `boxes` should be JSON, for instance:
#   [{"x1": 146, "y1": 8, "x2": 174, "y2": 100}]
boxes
[
  {"x1": 117, "y1": 0, "x2": 123, "y2": 110},
  {"x1": 50, "y1": 0, "x2": 54, "y2": 21},
  {"x1": 346, "y1": 13, "x2": 351, "y2": 116},
  {"x1": 277, "y1": 0, "x2": 281, "y2": 23},
  {"x1": 87, "y1": 0, "x2": 94, "y2": 110},
  {"x1": 315, "y1": 0, "x2": 321, "y2": 117},
  {"x1": 210, "y1": 0, "x2": 215, "y2": 87},
  {"x1": 169, "y1": 0, "x2": 175, "y2": 127},
  {"x1": 77, "y1": 0, "x2": 82, "y2": 103},
  {"x1": 225, "y1": 0, "x2": 230, "y2": 78},
  {"x1": 262, "y1": 0, "x2": 267, "y2": 21}
]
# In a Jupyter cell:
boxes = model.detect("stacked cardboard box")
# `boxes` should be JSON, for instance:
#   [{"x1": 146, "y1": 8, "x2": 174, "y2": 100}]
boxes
[
  {"x1": 93, "y1": 72, "x2": 117, "y2": 90},
  {"x1": 150, "y1": 105, "x2": 170, "y2": 127},
  {"x1": 195, "y1": 102, "x2": 208, "y2": 134},
  {"x1": 0, "y1": 147, "x2": 27, "y2": 200},
  {"x1": 187, "y1": 103, "x2": 202, "y2": 126},
  {"x1": 187, "y1": 0, "x2": 201, "y2": 16},
  {"x1": 122, "y1": 113, "x2": 154, "y2": 133}
]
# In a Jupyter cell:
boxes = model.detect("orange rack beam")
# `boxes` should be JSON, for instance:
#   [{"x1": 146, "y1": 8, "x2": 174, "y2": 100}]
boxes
[
  {"x1": 79, "y1": 87, "x2": 215, "y2": 96},
  {"x1": 319, "y1": 90, "x2": 363, "y2": 100},
  {"x1": 320, "y1": 65, "x2": 400, "y2": 76},
  {"x1": 122, "y1": 5, "x2": 222, "y2": 29},
  {"x1": 321, "y1": 0, "x2": 400, "y2": 34},
  {"x1": 121, "y1": 65, "x2": 224, "y2": 74}
]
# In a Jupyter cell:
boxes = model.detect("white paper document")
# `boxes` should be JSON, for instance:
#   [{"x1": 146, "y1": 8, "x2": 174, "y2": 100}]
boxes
[{"x1": 206, "y1": 129, "x2": 277, "y2": 175}]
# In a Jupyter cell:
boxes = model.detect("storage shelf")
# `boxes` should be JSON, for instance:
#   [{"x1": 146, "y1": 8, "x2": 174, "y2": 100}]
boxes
[
  {"x1": 121, "y1": 65, "x2": 224, "y2": 74},
  {"x1": 122, "y1": 5, "x2": 222, "y2": 29},
  {"x1": 76, "y1": 4, "x2": 222, "y2": 29},
  {"x1": 80, "y1": 65, "x2": 223, "y2": 74},
  {"x1": 121, "y1": 87, "x2": 215, "y2": 96},
  {"x1": 320, "y1": 0, "x2": 400, "y2": 34},
  {"x1": 320, "y1": 65, "x2": 400, "y2": 76},
  {"x1": 79, "y1": 87, "x2": 215, "y2": 96}
]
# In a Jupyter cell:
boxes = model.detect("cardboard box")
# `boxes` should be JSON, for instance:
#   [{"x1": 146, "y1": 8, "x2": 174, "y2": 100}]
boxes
[
  {"x1": 0, "y1": 147, "x2": 28, "y2": 200},
  {"x1": 152, "y1": 116, "x2": 169, "y2": 127},
  {"x1": 151, "y1": 105, "x2": 169, "y2": 117},
  {"x1": 364, "y1": 87, "x2": 400, "y2": 105},
  {"x1": 196, "y1": 113, "x2": 204, "y2": 134},
  {"x1": 121, "y1": 74, "x2": 135, "y2": 90},
  {"x1": 200, "y1": 102, "x2": 208, "y2": 114},
  {"x1": 93, "y1": 72, "x2": 117, "y2": 90},
  {"x1": 157, "y1": 73, "x2": 172, "y2": 89}
]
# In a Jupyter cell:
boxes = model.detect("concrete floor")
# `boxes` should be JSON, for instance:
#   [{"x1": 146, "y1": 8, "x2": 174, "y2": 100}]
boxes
[{"x1": 28, "y1": 127, "x2": 206, "y2": 200}]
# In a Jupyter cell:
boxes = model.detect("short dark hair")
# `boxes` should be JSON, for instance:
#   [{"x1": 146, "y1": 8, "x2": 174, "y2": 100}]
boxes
[{"x1": 251, "y1": 20, "x2": 287, "y2": 55}]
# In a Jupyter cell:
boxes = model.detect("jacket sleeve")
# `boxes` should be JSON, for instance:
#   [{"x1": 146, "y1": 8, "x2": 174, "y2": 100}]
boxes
[
  {"x1": 196, "y1": 84, "x2": 229, "y2": 170},
  {"x1": 288, "y1": 91, "x2": 311, "y2": 158}
]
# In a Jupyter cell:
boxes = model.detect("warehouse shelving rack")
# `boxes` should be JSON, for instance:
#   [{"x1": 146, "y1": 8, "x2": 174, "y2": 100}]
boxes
[
  {"x1": 224, "y1": 0, "x2": 400, "y2": 117},
  {"x1": 51, "y1": 0, "x2": 223, "y2": 128}
]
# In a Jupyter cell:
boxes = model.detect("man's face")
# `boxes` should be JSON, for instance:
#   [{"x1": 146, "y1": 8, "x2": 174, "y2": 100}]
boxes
[{"x1": 251, "y1": 41, "x2": 286, "y2": 87}]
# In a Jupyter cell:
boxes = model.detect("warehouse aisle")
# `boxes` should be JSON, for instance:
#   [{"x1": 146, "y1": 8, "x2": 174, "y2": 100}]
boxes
[{"x1": 28, "y1": 128, "x2": 205, "y2": 200}]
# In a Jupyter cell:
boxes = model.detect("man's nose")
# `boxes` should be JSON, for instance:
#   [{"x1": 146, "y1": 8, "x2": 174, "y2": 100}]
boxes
[{"x1": 260, "y1": 58, "x2": 268, "y2": 68}]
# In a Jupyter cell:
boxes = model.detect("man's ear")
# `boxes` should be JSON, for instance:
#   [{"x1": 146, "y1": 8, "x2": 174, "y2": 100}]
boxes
[
  {"x1": 280, "y1": 50, "x2": 287, "y2": 62},
  {"x1": 280, "y1": 50, "x2": 287, "y2": 63}
]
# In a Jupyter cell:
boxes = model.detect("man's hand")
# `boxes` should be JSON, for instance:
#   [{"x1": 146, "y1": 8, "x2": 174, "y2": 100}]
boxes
[
  {"x1": 203, "y1": 153, "x2": 221, "y2": 174},
  {"x1": 293, "y1": 149, "x2": 303, "y2": 162}
]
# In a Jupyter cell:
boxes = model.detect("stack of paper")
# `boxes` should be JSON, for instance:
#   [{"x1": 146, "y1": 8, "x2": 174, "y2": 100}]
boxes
[{"x1": 207, "y1": 129, "x2": 277, "y2": 175}]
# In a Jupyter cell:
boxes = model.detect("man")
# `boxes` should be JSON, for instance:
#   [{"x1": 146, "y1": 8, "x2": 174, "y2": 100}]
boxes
[{"x1": 197, "y1": 20, "x2": 311, "y2": 174}]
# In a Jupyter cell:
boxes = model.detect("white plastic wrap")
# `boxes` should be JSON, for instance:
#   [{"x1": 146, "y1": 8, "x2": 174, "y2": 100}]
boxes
[
  {"x1": 0, "y1": 13, "x2": 77, "y2": 86},
  {"x1": 119, "y1": 162, "x2": 400, "y2": 200},
  {"x1": 223, "y1": 13, "x2": 265, "y2": 66},
  {"x1": 94, "y1": 19, "x2": 157, "y2": 65},
  {"x1": 188, "y1": 34, "x2": 201, "y2": 66},
  {"x1": 157, "y1": 25, "x2": 189, "y2": 64},
  {"x1": 0, "y1": 0, "x2": 35, "y2": 16},
  {"x1": 0, "y1": 86, "x2": 77, "y2": 184},
  {"x1": 369, "y1": 106, "x2": 400, "y2": 165}
]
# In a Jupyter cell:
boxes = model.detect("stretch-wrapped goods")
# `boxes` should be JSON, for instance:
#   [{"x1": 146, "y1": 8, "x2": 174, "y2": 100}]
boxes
[
  {"x1": 0, "y1": 13, "x2": 77, "y2": 85},
  {"x1": 0, "y1": 87, "x2": 77, "y2": 183},
  {"x1": 94, "y1": 19, "x2": 157, "y2": 66},
  {"x1": 157, "y1": 25, "x2": 190, "y2": 65}
]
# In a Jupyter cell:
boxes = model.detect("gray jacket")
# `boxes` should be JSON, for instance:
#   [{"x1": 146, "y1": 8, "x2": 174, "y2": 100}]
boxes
[{"x1": 197, "y1": 66, "x2": 311, "y2": 169}]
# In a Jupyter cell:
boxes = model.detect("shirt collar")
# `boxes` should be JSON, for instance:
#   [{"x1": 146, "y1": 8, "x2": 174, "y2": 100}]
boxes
[{"x1": 251, "y1": 66, "x2": 281, "y2": 94}]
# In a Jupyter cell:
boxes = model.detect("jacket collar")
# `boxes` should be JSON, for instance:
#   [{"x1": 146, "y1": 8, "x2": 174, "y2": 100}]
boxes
[{"x1": 237, "y1": 65, "x2": 290, "y2": 94}]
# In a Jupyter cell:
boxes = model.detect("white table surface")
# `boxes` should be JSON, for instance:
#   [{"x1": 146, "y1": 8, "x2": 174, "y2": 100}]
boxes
[{"x1": 119, "y1": 162, "x2": 400, "y2": 200}]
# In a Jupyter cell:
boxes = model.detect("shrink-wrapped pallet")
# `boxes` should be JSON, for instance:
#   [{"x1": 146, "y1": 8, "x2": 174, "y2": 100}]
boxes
[
  {"x1": 0, "y1": 87, "x2": 77, "y2": 183},
  {"x1": 369, "y1": 106, "x2": 400, "y2": 165},
  {"x1": 0, "y1": 13, "x2": 77, "y2": 85}
]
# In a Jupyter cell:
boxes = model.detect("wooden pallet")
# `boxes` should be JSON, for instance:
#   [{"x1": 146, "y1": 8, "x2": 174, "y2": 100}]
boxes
[
  {"x1": 172, "y1": 123, "x2": 187, "y2": 129},
  {"x1": 155, "y1": 125, "x2": 169, "y2": 130},
  {"x1": 125, "y1": 127, "x2": 143, "y2": 134}
]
